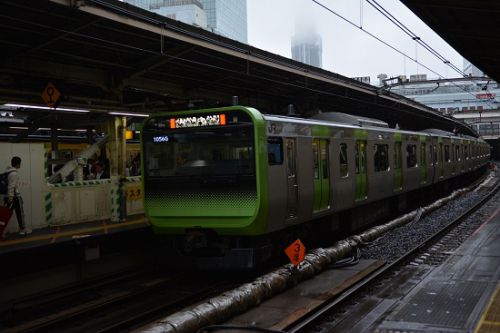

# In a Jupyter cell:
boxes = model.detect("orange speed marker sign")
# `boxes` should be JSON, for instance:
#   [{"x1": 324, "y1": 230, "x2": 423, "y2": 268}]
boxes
[
  {"x1": 284, "y1": 239, "x2": 305, "y2": 266},
  {"x1": 41, "y1": 82, "x2": 60, "y2": 108}
]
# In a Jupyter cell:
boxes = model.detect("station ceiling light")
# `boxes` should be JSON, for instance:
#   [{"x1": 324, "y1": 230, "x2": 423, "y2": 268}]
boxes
[
  {"x1": 4, "y1": 103, "x2": 90, "y2": 113},
  {"x1": 0, "y1": 110, "x2": 24, "y2": 123},
  {"x1": 109, "y1": 111, "x2": 149, "y2": 117}
]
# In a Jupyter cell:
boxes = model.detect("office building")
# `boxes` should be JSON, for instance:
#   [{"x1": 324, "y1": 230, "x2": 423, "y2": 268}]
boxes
[
  {"x1": 291, "y1": 31, "x2": 322, "y2": 68},
  {"x1": 388, "y1": 75, "x2": 500, "y2": 138},
  {"x1": 123, "y1": 0, "x2": 247, "y2": 43},
  {"x1": 201, "y1": 0, "x2": 247, "y2": 43}
]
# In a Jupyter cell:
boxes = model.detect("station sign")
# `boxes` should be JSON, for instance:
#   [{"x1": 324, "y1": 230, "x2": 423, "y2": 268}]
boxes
[
  {"x1": 169, "y1": 114, "x2": 226, "y2": 129},
  {"x1": 476, "y1": 93, "x2": 495, "y2": 99},
  {"x1": 284, "y1": 239, "x2": 306, "y2": 266},
  {"x1": 41, "y1": 82, "x2": 61, "y2": 108}
]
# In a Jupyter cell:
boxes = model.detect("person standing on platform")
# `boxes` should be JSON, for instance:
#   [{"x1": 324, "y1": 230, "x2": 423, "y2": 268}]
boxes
[
  {"x1": 4, "y1": 156, "x2": 31, "y2": 236},
  {"x1": 94, "y1": 160, "x2": 110, "y2": 180}
]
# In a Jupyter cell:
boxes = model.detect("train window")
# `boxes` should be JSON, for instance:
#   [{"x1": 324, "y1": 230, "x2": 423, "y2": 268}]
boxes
[
  {"x1": 420, "y1": 143, "x2": 426, "y2": 167},
  {"x1": 339, "y1": 143, "x2": 348, "y2": 178},
  {"x1": 406, "y1": 144, "x2": 417, "y2": 168},
  {"x1": 444, "y1": 145, "x2": 450, "y2": 162},
  {"x1": 433, "y1": 145, "x2": 438, "y2": 165},
  {"x1": 286, "y1": 140, "x2": 297, "y2": 177},
  {"x1": 313, "y1": 141, "x2": 319, "y2": 179},
  {"x1": 464, "y1": 144, "x2": 469, "y2": 160},
  {"x1": 355, "y1": 140, "x2": 367, "y2": 174},
  {"x1": 394, "y1": 142, "x2": 402, "y2": 170},
  {"x1": 321, "y1": 142, "x2": 329, "y2": 179},
  {"x1": 455, "y1": 145, "x2": 460, "y2": 161},
  {"x1": 267, "y1": 137, "x2": 283, "y2": 165},
  {"x1": 374, "y1": 144, "x2": 389, "y2": 172}
]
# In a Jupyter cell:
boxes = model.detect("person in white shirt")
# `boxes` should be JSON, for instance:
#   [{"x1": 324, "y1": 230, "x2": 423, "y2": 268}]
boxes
[{"x1": 4, "y1": 156, "x2": 31, "y2": 236}]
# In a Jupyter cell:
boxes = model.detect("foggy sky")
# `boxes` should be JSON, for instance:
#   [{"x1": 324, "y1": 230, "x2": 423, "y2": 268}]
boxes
[{"x1": 247, "y1": 0, "x2": 464, "y2": 85}]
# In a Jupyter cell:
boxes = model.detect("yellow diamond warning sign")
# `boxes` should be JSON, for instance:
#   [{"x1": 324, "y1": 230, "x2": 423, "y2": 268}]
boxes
[{"x1": 41, "y1": 82, "x2": 60, "y2": 108}]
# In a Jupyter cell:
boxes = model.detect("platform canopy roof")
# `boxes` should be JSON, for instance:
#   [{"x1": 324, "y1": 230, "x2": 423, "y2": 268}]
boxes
[
  {"x1": 401, "y1": 0, "x2": 500, "y2": 83},
  {"x1": 0, "y1": 0, "x2": 477, "y2": 140}
]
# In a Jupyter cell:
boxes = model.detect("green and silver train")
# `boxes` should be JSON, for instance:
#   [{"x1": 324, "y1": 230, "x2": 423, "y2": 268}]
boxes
[{"x1": 141, "y1": 106, "x2": 490, "y2": 267}]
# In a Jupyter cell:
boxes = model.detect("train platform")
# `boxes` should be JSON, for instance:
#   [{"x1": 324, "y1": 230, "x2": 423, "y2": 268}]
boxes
[
  {"x1": 0, "y1": 215, "x2": 151, "y2": 255},
  {"x1": 377, "y1": 204, "x2": 500, "y2": 332}
]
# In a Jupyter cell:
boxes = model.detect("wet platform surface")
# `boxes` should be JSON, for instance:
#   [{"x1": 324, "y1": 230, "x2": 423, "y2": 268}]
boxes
[{"x1": 377, "y1": 207, "x2": 500, "y2": 333}]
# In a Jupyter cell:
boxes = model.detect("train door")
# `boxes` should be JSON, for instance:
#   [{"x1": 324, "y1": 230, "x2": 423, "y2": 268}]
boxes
[
  {"x1": 461, "y1": 144, "x2": 465, "y2": 172},
  {"x1": 439, "y1": 142, "x2": 444, "y2": 178},
  {"x1": 355, "y1": 140, "x2": 368, "y2": 200},
  {"x1": 312, "y1": 139, "x2": 330, "y2": 211},
  {"x1": 285, "y1": 138, "x2": 298, "y2": 219},
  {"x1": 420, "y1": 142, "x2": 427, "y2": 183},
  {"x1": 394, "y1": 141, "x2": 403, "y2": 190},
  {"x1": 432, "y1": 144, "x2": 438, "y2": 183}
]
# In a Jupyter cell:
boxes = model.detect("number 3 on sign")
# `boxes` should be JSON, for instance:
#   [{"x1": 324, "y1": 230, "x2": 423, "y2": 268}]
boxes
[{"x1": 284, "y1": 239, "x2": 306, "y2": 266}]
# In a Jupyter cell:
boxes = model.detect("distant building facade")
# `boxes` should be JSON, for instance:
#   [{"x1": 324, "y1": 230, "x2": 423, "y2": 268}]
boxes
[
  {"x1": 123, "y1": 0, "x2": 247, "y2": 43},
  {"x1": 388, "y1": 75, "x2": 500, "y2": 138},
  {"x1": 150, "y1": 0, "x2": 207, "y2": 28},
  {"x1": 201, "y1": 0, "x2": 247, "y2": 43},
  {"x1": 291, "y1": 31, "x2": 322, "y2": 68}
]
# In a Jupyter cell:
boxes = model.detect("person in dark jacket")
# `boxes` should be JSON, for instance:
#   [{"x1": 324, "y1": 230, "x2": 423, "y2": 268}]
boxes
[
  {"x1": 94, "y1": 160, "x2": 110, "y2": 180},
  {"x1": 4, "y1": 156, "x2": 31, "y2": 236}
]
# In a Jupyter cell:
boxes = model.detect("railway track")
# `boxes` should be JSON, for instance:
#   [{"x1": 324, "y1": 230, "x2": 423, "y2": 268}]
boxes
[
  {"x1": 186, "y1": 170, "x2": 499, "y2": 333},
  {"x1": 284, "y1": 173, "x2": 500, "y2": 333},
  {"x1": 3, "y1": 170, "x2": 497, "y2": 333},
  {"x1": 0, "y1": 268, "x2": 248, "y2": 333}
]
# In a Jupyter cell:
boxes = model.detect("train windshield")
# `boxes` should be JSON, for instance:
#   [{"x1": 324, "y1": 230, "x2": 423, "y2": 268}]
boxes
[{"x1": 143, "y1": 112, "x2": 255, "y2": 179}]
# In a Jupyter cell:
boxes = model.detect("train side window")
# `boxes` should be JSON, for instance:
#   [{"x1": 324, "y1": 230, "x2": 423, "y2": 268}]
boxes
[
  {"x1": 355, "y1": 140, "x2": 367, "y2": 174},
  {"x1": 444, "y1": 145, "x2": 450, "y2": 162},
  {"x1": 374, "y1": 144, "x2": 389, "y2": 172},
  {"x1": 406, "y1": 144, "x2": 417, "y2": 168},
  {"x1": 394, "y1": 142, "x2": 402, "y2": 170},
  {"x1": 455, "y1": 145, "x2": 461, "y2": 161},
  {"x1": 312, "y1": 141, "x2": 319, "y2": 179},
  {"x1": 321, "y1": 141, "x2": 329, "y2": 179},
  {"x1": 420, "y1": 143, "x2": 426, "y2": 167},
  {"x1": 267, "y1": 137, "x2": 283, "y2": 165},
  {"x1": 433, "y1": 145, "x2": 438, "y2": 164},
  {"x1": 339, "y1": 143, "x2": 348, "y2": 178}
]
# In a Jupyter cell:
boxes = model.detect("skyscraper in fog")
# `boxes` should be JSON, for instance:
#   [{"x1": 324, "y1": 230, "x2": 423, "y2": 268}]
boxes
[
  {"x1": 291, "y1": 30, "x2": 322, "y2": 68},
  {"x1": 123, "y1": 0, "x2": 247, "y2": 43}
]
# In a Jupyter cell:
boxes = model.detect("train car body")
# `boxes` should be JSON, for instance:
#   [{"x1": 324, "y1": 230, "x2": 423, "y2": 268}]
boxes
[{"x1": 141, "y1": 106, "x2": 490, "y2": 267}]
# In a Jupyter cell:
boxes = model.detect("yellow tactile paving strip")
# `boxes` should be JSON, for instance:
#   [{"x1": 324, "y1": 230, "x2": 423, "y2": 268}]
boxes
[
  {"x1": 0, "y1": 217, "x2": 150, "y2": 247},
  {"x1": 475, "y1": 285, "x2": 500, "y2": 333}
]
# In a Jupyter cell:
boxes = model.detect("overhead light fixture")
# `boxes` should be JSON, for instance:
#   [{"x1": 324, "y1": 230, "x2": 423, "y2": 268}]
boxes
[
  {"x1": 0, "y1": 115, "x2": 24, "y2": 124},
  {"x1": 9, "y1": 126, "x2": 29, "y2": 130},
  {"x1": 4, "y1": 103, "x2": 90, "y2": 113},
  {"x1": 109, "y1": 112, "x2": 149, "y2": 117}
]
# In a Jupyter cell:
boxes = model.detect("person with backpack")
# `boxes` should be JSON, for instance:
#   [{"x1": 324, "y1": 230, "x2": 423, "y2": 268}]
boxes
[{"x1": 1, "y1": 156, "x2": 30, "y2": 236}]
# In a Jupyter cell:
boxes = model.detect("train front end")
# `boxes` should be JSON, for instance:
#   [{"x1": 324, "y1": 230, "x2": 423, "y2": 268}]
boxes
[{"x1": 141, "y1": 106, "x2": 268, "y2": 241}]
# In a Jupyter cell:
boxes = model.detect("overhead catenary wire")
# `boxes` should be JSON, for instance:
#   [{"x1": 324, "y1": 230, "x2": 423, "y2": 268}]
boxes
[
  {"x1": 366, "y1": 0, "x2": 465, "y2": 77},
  {"x1": 365, "y1": 0, "x2": 496, "y2": 110},
  {"x1": 311, "y1": 0, "x2": 497, "y2": 111},
  {"x1": 310, "y1": 0, "x2": 449, "y2": 80}
]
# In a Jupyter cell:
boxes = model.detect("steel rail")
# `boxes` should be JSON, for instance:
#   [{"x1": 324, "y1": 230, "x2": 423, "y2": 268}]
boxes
[
  {"x1": 5, "y1": 272, "x2": 233, "y2": 333},
  {"x1": 286, "y1": 175, "x2": 500, "y2": 333}
]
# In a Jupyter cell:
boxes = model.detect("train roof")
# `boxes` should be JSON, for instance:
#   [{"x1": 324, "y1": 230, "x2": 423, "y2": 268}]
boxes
[
  {"x1": 262, "y1": 113, "x2": 481, "y2": 141},
  {"x1": 309, "y1": 112, "x2": 389, "y2": 128}
]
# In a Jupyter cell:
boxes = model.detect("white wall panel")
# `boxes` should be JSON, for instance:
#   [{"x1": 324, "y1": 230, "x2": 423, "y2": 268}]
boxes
[{"x1": 0, "y1": 143, "x2": 45, "y2": 233}]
